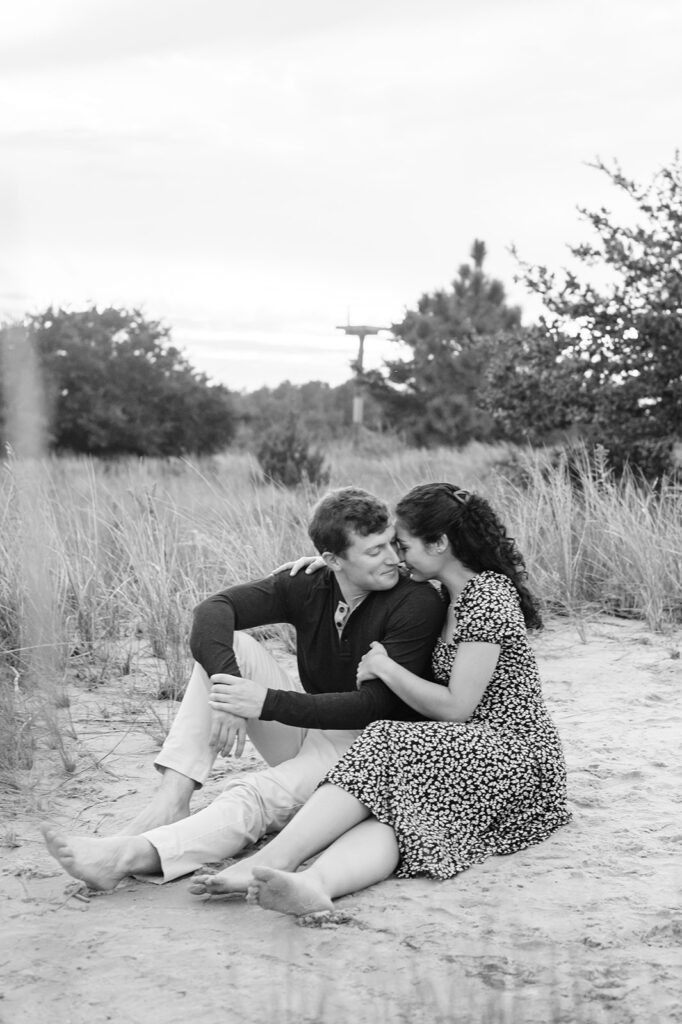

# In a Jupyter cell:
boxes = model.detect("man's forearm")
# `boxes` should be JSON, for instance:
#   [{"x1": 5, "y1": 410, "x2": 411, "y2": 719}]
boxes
[
  {"x1": 260, "y1": 683, "x2": 421, "y2": 730},
  {"x1": 189, "y1": 595, "x2": 241, "y2": 677},
  {"x1": 189, "y1": 576, "x2": 294, "y2": 677}
]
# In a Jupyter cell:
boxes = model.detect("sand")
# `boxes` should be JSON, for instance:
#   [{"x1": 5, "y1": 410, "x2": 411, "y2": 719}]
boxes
[{"x1": 1, "y1": 617, "x2": 680, "y2": 1024}]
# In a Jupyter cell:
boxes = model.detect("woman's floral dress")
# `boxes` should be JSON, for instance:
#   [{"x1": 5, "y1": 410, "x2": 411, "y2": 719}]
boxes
[{"x1": 323, "y1": 571, "x2": 571, "y2": 878}]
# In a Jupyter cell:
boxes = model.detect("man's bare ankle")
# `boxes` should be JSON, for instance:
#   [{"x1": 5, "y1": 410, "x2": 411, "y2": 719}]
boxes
[
  {"x1": 157, "y1": 768, "x2": 196, "y2": 805},
  {"x1": 119, "y1": 793, "x2": 191, "y2": 837},
  {"x1": 121, "y1": 837, "x2": 161, "y2": 876}
]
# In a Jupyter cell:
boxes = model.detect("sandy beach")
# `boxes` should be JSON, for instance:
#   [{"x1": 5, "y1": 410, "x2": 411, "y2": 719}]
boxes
[{"x1": 1, "y1": 616, "x2": 680, "y2": 1024}]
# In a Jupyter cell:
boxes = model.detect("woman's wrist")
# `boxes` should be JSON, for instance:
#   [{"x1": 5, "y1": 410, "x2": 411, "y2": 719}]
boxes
[{"x1": 377, "y1": 655, "x2": 398, "y2": 685}]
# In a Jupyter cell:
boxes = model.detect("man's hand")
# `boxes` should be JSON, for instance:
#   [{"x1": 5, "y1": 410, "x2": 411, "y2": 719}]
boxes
[
  {"x1": 356, "y1": 641, "x2": 390, "y2": 687},
  {"x1": 272, "y1": 556, "x2": 326, "y2": 576},
  {"x1": 209, "y1": 674, "x2": 268, "y2": 719},
  {"x1": 209, "y1": 708, "x2": 247, "y2": 758}
]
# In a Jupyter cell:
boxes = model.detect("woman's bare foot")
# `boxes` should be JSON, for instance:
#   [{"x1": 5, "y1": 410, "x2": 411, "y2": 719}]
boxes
[
  {"x1": 247, "y1": 866, "x2": 334, "y2": 917},
  {"x1": 189, "y1": 859, "x2": 259, "y2": 896},
  {"x1": 41, "y1": 826, "x2": 159, "y2": 890},
  {"x1": 188, "y1": 841, "x2": 299, "y2": 896}
]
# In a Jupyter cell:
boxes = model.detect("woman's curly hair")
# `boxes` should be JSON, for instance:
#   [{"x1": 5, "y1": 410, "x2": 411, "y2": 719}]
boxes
[{"x1": 395, "y1": 482, "x2": 543, "y2": 630}]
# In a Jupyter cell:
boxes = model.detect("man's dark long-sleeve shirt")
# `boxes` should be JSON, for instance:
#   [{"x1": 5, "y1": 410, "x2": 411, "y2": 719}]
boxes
[{"x1": 189, "y1": 568, "x2": 445, "y2": 731}]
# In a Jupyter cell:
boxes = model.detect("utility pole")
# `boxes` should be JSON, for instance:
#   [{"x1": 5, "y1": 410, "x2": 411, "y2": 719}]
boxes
[{"x1": 336, "y1": 323, "x2": 391, "y2": 446}]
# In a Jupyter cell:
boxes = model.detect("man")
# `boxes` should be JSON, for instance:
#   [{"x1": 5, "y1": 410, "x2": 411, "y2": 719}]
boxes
[{"x1": 42, "y1": 487, "x2": 444, "y2": 890}]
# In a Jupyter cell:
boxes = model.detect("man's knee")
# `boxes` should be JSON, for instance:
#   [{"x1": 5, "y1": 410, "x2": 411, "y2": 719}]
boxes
[
  {"x1": 218, "y1": 776, "x2": 302, "y2": 838},
  {"x1": 233, "y1": 631, "x2": 276, "y2": 682},
  {"x1": 233, "y1": 631, "x2": 260, "y2": 670},
  {"x1": 233, "y1": 631, "x2": 298, "y2": 696}
]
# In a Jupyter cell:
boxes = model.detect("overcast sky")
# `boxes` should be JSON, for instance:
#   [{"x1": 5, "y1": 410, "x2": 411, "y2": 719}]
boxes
[{"x1": 1, "y1": 0, "x2": 680, "y2": 390}]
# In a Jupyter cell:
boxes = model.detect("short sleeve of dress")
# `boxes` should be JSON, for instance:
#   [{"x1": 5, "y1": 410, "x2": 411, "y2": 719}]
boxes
[{"x1": 453, "y1": 573, "x2": 521, "y2": 645}]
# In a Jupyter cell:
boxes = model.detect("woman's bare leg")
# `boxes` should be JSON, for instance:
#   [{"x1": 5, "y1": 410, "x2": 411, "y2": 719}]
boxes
[
  {"x1": 41, "y1": 825, "x2": 161, "y2": 890},
  {"x1": 190, "y1": 784, "x2": 371, "y2": 895},
  {"x1": 247, "y1": 818, "x2": 399, "y2": 916}
]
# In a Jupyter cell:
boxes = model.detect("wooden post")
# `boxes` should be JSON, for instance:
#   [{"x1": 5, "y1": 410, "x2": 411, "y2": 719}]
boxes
[{"x1": 336, "y1": 324, "x2": 390, "y2": 446}]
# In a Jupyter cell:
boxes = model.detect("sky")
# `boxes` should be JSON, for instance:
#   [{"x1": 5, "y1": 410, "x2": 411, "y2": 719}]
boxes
[{"x1": 1, "y1": 0, "x2": 681, "y2": 391}]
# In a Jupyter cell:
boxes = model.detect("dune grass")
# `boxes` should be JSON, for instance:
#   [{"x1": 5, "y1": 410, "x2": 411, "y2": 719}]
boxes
[
  {"x1": 1, "y1": 440, "x2": 680, "y2": 787},
  {"x1": 498, "y1": 446, "x2": 682, "y2": 630}
]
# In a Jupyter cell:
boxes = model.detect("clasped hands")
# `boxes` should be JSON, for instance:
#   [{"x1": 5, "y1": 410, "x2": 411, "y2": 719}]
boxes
[
  {"x1": 208, "y1": 640, "x2": 390, "y2": 757},
  {"x1": 208, "y1": 674, "x2": 267, "y2": 758},
  {"x1": 356, "y1": 641, "x2": 389, "y2": 686}
]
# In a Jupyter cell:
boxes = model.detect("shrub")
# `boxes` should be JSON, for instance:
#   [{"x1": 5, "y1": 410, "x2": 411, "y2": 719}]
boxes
[{"x1": 256, "y1": 417, "x2": 330, "y2": 488}]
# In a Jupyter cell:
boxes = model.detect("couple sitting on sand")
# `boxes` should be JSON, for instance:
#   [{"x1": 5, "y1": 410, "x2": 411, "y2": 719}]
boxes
[{"x1": 43, "y1": 483, "x2": 571, "y2": 920}]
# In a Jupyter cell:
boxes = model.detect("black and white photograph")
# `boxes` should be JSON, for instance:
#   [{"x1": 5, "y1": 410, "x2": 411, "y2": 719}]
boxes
[{"x1": 1, "y1": 2, "x2": 681, "y2": 1022}]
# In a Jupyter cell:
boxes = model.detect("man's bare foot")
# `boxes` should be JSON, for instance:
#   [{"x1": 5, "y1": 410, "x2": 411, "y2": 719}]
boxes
[
  {"x1": 247, "y1": 867, "x2": 334, "y2": 917},
  {"x1": 116, "y1": 771, "x2": 195, "y2": 835},
  {"x1": 41, "y1": 825, "x2": 137, "y2": 891}
]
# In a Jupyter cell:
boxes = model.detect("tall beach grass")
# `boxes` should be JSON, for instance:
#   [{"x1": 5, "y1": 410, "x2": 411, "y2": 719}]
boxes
[
  {"x1": 494, "y1": 446, "x2": 682, "y2": 630},
  {"x1": 1, "y1": 440, "x2": 680, "y2": 788}
]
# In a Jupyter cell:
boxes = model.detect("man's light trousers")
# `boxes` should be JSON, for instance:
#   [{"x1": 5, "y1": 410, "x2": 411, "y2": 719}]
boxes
[{"x1": 142, "y1": 632, "x2": 360, "y2": 881}]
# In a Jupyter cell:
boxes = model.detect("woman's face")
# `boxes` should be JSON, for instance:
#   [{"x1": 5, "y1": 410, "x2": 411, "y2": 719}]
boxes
[{"x1": 394, "y1": 521, "x2": 445, "y2": 582}]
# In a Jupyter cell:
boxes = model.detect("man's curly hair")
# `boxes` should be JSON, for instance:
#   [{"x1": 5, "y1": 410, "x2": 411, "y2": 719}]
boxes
[{"x1": 308, "y1": 487, "x2": 390, "y2": 556}]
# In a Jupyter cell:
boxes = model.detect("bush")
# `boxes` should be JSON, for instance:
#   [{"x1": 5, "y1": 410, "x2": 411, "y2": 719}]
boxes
[
  {"x1": 256, "y1": 417, "x2": 330, "y2": 488},
  {"x1": 1, "y1": 307, "x2": 236, "y2": 457}
]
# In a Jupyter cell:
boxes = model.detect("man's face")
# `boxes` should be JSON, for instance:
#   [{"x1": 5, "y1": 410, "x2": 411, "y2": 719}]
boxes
[{"x1": 330, "y1": 526, "x2": 401, "y2": 595}]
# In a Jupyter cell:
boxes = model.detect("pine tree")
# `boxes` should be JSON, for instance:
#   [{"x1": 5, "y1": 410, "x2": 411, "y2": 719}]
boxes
[{"x1": 368, "y1": 241, "x2": 522, "y2": 446}]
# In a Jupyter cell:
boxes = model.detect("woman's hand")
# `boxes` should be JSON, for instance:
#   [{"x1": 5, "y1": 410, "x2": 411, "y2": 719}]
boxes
[
  {"x1": 356, "y1": 641, "x2": 390, "y2": 687},
  {"x1": 209, "y1": 674, "x2": 268, "y2": 719},
  {"x1": 272, "y1": 556, "x2": 326, "y2": 576}
]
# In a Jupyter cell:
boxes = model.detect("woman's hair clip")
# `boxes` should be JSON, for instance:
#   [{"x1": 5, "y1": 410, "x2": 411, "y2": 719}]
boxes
[{"x1": 450, "y1": 487, "x2": 470, "y2": 506}]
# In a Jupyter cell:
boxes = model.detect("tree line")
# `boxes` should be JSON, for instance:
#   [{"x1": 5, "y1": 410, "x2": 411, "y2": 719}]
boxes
[{"x1": 1, "y1": 155, "x2": 680, "y2": 476}]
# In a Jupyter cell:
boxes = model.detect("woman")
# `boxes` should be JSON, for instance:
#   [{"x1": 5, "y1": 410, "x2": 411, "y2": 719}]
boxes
[{"x1": 192, "y1": 482, "x2": 571, "y2": 918}]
